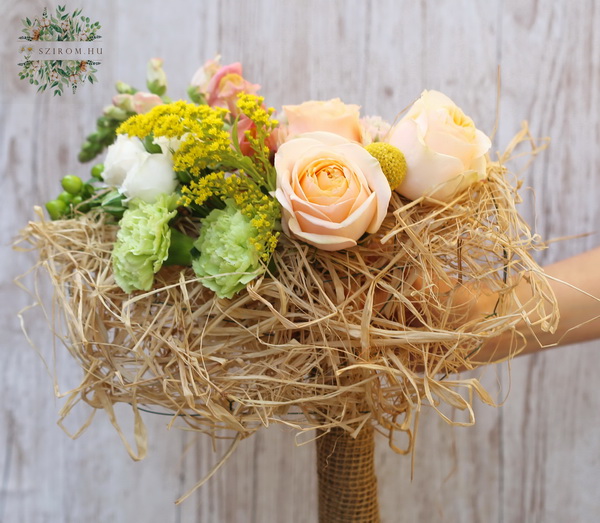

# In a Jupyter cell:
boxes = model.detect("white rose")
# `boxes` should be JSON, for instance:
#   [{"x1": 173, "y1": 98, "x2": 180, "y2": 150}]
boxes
[
  {"x1": 120, "y1": 153, "x2": 178, "y2": 203},
  {"x1": 103, "y1": 135, "x2": 148, "y2": 186},
  {"x1": 388, "y1": 90, "x2": 492, "y2": 202}
]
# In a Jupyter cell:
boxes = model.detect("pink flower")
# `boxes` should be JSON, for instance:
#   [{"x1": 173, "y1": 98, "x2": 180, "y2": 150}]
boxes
[
  {"x1": 205, "y1": 63, "x2": 260, "y2": 115},
  {"x1": 275, "y1": 132, "x2": 391, "y2": 251},
  {"x1": 132, "y1": 92, "x2": 163, "y2": 114},
  {"x1": 235, "y1": 116, "x2": 256, "y2": 156},
  {"x1": 234, "y1": 115, "x2": 278, "y2": 157},
  {"x1": 112, "y1": 92, "x2": 162, "y2": 114},
  {"x1": 190, "y1": 56, "x2": 221, "y2": 93}
]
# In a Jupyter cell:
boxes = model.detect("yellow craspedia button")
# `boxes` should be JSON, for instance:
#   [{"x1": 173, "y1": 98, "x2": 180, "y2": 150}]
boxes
[{"x1": 365, "y1": 142, "x2": 407, "y2": 190}]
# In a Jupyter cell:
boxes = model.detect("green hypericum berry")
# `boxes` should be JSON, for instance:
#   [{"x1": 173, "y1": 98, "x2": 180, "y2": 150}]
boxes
[
  {"x1": 91, "y1": 163, "x2": 105, "y2": 179},
  {"x1": 61, "y1": 175, "x2": 84, "y2": 195},
  {"x1": 364, "y1": 142, "x2": 407, "y2": 190},
  {"x1": 57, "y1": 191, "x2": 74, "y2": 203},
  {"x1": 72, "y1": 195, "x2": 83, "y2": 206},
  {"x1": 45, "y1": 199, "x2": 67, "y2": 220}
]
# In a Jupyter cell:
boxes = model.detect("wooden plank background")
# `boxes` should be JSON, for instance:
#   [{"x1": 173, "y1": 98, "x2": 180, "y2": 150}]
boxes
[{"x1": 1, "y1": 1, "x2": 599, "y2": 521}]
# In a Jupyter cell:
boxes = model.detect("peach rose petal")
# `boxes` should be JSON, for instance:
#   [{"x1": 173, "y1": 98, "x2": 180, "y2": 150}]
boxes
[
  {"x1": 286, "y1": 217, "x2": 358, "y2": 251},
  {"x1": 474, "y1": 129, "x2": 493, "y2": 157},
  {"x1": 290, "y1": 192, "x2": 361, "y2": 223},
  {"x1": 284, "y1": 100, "x2": 362, "y2": 142},
  {"x1": 425, "y1": 129, "x2": 479, "y2": 169},
  {"x1": 332, "y1": 144, "x2": 391, "y2": 232},
  {"x1": 295, "y1": 193, "x2": 377, "y2": 239}
]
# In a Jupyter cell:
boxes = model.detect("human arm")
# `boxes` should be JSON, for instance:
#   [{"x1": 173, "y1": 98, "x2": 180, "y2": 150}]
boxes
[{"x1": 471, "y1": 246, "x2": 600, "y2": 363}]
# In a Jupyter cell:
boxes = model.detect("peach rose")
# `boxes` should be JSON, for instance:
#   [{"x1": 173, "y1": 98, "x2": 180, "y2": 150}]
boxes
[
  {"x1": 283, "y1": 99, "x2": 362, "y2": 142},
  {"x1": 387, "y1": 90, "x2": 492, "y2": 202},
  {"x1": 275, "y1": 132, "x2": 391, "y2": 251}
]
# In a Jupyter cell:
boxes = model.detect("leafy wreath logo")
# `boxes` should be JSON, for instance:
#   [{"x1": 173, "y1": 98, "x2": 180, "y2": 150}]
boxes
[{"x1": 18, "y1": 5, "x2": 102, "y2": 96}]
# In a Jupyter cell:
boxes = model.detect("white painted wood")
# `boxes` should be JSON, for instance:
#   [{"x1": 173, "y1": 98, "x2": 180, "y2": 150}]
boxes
[{"x1": 1, "y1": 1, "x2": 599, "y2": 521}]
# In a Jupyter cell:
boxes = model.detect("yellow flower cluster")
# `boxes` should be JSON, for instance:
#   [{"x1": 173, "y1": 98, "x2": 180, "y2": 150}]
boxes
[
  {"x1": 235, "y1": 94, "x2": 279, "y2": 189},
  {"x1": 117, "y1": 101, "x2": 231, "y2": 175},
  {"x1": 181, "y1": 171, "x2": 280, "y2": 260},
  {"x1": 365, "y1": 142, "x2": 407, "y2": 190},
  {"x1": 237, "y1": 94, "x2": 278, "y2": 131},
  {"x1": 117, "y1": 98, "x2": 282, "y2": 260}
]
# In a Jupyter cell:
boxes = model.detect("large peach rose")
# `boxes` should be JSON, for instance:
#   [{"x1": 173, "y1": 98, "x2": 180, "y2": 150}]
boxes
[
  {"x1": 388, "y1": 90, "x2": 491, "y2": 202},
  {"x1": 275, "y1": 132, "x2": 391, "y2": 251},
  {"x1": 283, "y1": 99, "x2": 362, "y2": 142}
]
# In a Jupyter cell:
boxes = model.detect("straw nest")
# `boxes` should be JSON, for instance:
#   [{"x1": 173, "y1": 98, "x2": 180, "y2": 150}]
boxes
[{"x1": 17, "y1": 125, "x2": 559, "y2": 460}]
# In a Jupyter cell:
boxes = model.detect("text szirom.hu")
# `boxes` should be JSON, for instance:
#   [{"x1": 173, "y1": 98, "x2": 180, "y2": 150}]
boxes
[{"x1": 20, "y1": 42, "x2": 104, "y2": 60}]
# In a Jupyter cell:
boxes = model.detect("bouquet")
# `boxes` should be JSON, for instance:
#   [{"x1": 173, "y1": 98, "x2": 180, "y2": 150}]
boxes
[{"x1": 18, "y1": 57, "x2": 558, "y2": 520}]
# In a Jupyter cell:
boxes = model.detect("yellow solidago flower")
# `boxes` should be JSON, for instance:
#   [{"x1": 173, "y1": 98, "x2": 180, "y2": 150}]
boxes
[
  {"x1": 117, "y1": 101, "x2": 231, "y2": 176},
  {"x1": 181, "y1": 172, "x2": 280, "y2": 261},
  {"x1": 234, "y1": 93, "x2": 279, "y2": 190}
]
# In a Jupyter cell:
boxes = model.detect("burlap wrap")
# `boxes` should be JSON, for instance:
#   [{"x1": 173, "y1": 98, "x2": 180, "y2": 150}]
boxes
[{"x1": 317, "y1": 424, "x2": 379, "y2": 523}]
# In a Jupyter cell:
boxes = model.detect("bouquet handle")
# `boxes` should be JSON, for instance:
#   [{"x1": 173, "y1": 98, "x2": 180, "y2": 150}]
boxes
[{"x1": 316, "y1": 424, "x2": 380, "y2": 522}]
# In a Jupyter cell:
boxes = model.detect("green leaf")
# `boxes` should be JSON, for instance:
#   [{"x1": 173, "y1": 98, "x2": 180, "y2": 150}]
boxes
[
  {"x1": 165, "y1": 229, "x2": 194, "y2": 266},
  {"x1": 143, "y1": 134, "x2": 163, "y2": 154},
  {"x1": 100, "y1": 190, "x2": 127, "y2": 218},
  {"x1": 26, "y1": 17, "x2": 31, "y2": 25},
  {"x1": 176, "y1": 171, "x2": 192, "y2": 184}
]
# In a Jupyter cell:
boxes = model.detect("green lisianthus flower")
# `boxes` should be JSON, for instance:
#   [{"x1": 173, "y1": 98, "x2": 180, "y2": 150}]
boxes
[
  {"x1": 112, "y1": 193, "x2": 178, "y2": 293},
  {"x1": 192, "y1": 200, "x2": 263, "y2": 299}
]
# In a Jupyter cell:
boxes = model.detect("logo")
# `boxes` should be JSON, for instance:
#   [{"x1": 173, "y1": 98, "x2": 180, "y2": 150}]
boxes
[{"x1": 18, "y1": 5, "x2": 102, "y2": 96}]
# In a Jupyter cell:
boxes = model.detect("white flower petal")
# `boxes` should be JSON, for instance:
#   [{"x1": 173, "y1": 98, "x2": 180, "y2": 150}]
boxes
[
  {"x1": 103, "y1": 135, "x2": 147, "y2": 187},
  {"x1": 121, "y1": 154, "x2": 178, "y2": 203}
]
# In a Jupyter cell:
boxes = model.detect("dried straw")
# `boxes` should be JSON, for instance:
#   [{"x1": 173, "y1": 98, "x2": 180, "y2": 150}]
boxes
[{"x1": 16, "y1": 124, "x2": 559, "y2": 467}]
